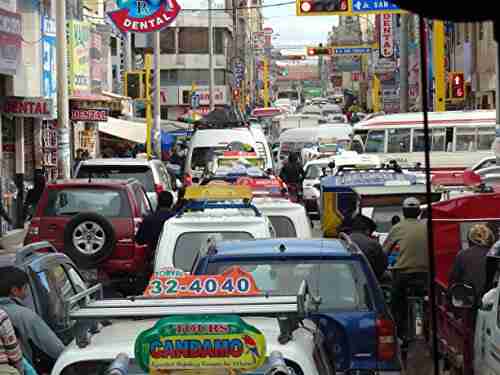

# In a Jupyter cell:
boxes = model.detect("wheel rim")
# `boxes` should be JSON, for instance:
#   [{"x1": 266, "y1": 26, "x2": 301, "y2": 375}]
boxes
[{"x1": 72, "y1": 221, "x2": 106, "y2": 255}]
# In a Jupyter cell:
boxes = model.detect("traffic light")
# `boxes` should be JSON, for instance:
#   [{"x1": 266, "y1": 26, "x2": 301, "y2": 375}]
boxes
[
  {"x1": 233, "y1": 88, "x2": 241, "y2": 99},
  {"x1": 450, "y1": 72, "x2": 465, "y2": 99},
  {"x1": 143, "y1": 68, "x2": 155, "y2": 100},
  {"x1": 124, "y1": 71, "x2": 144, "y2": 99},
  {"x1": 306, "y1": 46, "x2": 332, "y2": 56},
  {"x1": 297, "y1": 0, "x2": 349, "y2": 16}
]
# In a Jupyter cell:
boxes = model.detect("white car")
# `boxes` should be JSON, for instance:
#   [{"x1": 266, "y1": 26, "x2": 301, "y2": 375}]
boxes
[
  {"x1": 302, "y1": 153, "x2": 382, "y2": 218},
  {"x1": 253, "y1": 197, "x2": 312, "y2": 239},
  {"x1": 51, "y1": 316, "x2": 327, "y2": 375},
  {"x1": 154, "y1": 207, "x2": 273, "y2": 272},
  {"x1": 75, "y1": 158, "x2": 177, "y2": 210}
]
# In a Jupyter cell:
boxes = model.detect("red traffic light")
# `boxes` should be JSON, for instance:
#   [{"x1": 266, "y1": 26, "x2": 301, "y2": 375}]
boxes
[
  {"x1": 306, "y1": 47, "x2": 331, "y2": 56},
  {"x1": 450, "y1": 72, "x2": 465, "y2": 99},
  {"x1": 307, "y1": 47, "x2": 315, "y2": 56},
  {"x1": 233, "y1": 89, "x2": 241, "y2": 98},
  {"x1": 300, "y1": 1, "x2": 312, "y2": 12}
]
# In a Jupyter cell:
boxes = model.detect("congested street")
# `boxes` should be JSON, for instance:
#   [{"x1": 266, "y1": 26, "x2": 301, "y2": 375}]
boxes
[{"x1": 1, "y1": 1, "x2": 500, "y2": 375}]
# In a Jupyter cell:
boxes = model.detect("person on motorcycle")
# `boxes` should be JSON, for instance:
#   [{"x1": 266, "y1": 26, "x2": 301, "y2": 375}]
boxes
[
  {"x1": 383, "y1": 197, "x2": 428, "y2": 344},
  {"x1": 279, "y1": 153, "x2": 305, "y2": 200},
  {"x1": 449, "y1": 224, "x2": 495, "y2": 298}
]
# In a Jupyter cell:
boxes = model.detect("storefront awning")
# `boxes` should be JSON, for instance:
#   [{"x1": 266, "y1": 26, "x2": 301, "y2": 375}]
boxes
[{"x1": 99, "y1": 117, "x2": 146, "y2": 144}]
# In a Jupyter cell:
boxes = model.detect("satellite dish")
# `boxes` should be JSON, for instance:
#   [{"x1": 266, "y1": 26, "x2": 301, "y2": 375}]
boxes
[{"x1": 391, "y1": 1, "x2": 496, "y2": 22}]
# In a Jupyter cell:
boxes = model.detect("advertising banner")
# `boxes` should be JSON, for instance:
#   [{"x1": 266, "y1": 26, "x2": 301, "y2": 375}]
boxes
[
  {"x1": 42, "y1": 17, "x2": 57, "y2": 113},
  {"x1": 379, "y1": 14, "x2": 394, "y2": 58},
  {"x1": 332, "y1": 56, "x2": 362, "y2": 72},
  {"x1": 1, "y1": 97, "x2": 54, "y2": 119},
  {"x1": 67, "y1": 20, "x2": 91, "y2": 96},
  {"x1": 178, "y1": 86, "x2": 228, "y2": 106},
  {"x1": 90, "y1": 30, "x2": 104, "y2": 93},
  {"x1": 0, "y1": 8, "x2": 21, "y2": 75}
]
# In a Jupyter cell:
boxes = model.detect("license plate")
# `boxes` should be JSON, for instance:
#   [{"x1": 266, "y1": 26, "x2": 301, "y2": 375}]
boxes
[{"x1": 81, "y1": 269, "x2": 98, "y2": 282}]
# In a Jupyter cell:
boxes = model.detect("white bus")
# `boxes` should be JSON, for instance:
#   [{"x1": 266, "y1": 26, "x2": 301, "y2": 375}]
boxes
[{"x1": 353, "y1": 110, "x2": 497, "y2": 169}]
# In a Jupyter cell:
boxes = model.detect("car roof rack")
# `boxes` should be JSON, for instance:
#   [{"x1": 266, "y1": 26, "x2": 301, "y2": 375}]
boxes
[{"x1": 65, "y1": 281, "x2": 320, "y2": 348}]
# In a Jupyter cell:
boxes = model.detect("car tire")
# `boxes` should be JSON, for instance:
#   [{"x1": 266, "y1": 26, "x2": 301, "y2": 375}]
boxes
[{"x1": 63, "y1": 213, "x2": 116, "y2": 269}]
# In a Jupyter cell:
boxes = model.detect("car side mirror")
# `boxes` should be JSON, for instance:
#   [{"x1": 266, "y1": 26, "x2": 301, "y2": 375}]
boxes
[{"x1": 449, "y1": 283, "x2": 476, "y2": 309}]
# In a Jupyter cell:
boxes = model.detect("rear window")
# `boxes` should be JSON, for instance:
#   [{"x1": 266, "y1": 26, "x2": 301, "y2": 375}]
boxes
[
  {"x1": 268, "y1": 216, "x2": 297, "y2": 237},
  {"x1": 76, "y1": 165, "x2": 155, "y2": 192},
  {"x1": 190, "y1": 147, "x2": 226, "y2": 171},
  {"x1": 174, "y1": 231, "x2": 254, "y2": 271},
  {"x1": 44, "y1": 188, "x2": 131, "y2": 217},
  {"x1": 370, "y1": 206, "x2": 403, "y2": 233},
  {"x1": 305, "y1": 164, "x2": 328, "y2": 179}
]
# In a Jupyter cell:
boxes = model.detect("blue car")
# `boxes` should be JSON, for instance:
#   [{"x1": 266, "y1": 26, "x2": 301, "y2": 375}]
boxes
[{"x1": 192, "y1": 238, "x2": 402, "y2": 374}]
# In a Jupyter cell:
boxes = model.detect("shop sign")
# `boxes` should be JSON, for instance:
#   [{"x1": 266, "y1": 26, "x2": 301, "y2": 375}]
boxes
[
  {"x1": 0, "y1": 8, "x2": 21, "y2": 75},
  {"x1": 107, "y1": 0, "x2": 181, "y2": 34},
  {"x1": 379, "y1": 14, "x2": 394, "y2": 58},
  {"x1": 178, "y1": 86, "x2": 228, "y2": 106},
  {"x1": 144, "y1": 266, "x2": 261, "y2": 298},
  {"x1": 90, "y1": 31, "x2": 104, "y2": 94},
  {"x1": 374, "y1": 58, "x2": 396, "y2": 74},
  {"x1": 134, "y1": 314, "x2": 266, "y2": 373},
  {"x1": 67, "y1": 20, "x2": 91, "y2": 96},
  {"x1": 70, "y1": 108, "x2": 108, "y2": 122},
  {"x1": 1, "y1": 97, "x2": 54, "y2": 119},
  {"x1": 42, "y1": 17, "x2": 57, "y2": 114}
]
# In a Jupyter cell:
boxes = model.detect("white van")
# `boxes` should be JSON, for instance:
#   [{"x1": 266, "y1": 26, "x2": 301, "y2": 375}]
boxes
[
  {"x1": 249, "y1": 124, "x2": 273, "y2": 171},
  {"x1": 185, "y1": 128, "x2": 259, "y2": 182}
]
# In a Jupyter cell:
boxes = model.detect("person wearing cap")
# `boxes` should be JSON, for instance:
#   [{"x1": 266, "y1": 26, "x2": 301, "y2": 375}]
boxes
[
  {"x1": 383, "y1": 197, "x2": 428, "y2": 343},
  {"x1": 349, "y1": 214, "x2": 388, "y2": 281},
  {"x1": 449, "y1": 224, "x2": 495, "y2": 297}
]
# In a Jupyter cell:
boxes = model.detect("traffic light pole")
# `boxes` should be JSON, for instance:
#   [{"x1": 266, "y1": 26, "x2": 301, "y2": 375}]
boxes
[{"x1": 433, "y1": 20, "x2": 446, "y2": 112}]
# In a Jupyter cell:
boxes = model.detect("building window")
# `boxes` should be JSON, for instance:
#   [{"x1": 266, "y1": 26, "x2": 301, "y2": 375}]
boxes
[
  {"x1": 179, "y1": 28, "x2": 209, "y2": 54},
  {"x1": 110, "y1": 37, "x2": 117, "y2": 56},
  {"x1": 214, "y1": 28, "x2": 224, "y2": 54},
  {"x1": 160, "y1": 69, "x2": 227, "y2": 85},
  {"x1": 160, "y1": 29, "x2": 175, "y2": 54},
  {"x1": 479, "y1": 22, "x2": 485, "y2": 40},
  {"x1": 464, "y1": 23, "x2": 469, "y2": 43}
]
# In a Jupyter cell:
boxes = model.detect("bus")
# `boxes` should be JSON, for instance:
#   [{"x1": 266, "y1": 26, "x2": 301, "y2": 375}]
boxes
[{"x1": 353, "y1": 110, "x2": 496, "y2": 169}]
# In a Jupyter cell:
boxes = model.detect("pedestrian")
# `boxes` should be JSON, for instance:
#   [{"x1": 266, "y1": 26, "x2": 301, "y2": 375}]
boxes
[
  {"x1": 0, "y1": 267, "x2": 64, "y2": 367},
  {"x1": 0, "y1": 309, "x2": 23, "y2": 375},
  {"x1": 383, "y1": 197, "x2": 428, "y2": 344},
  {"x1": 349, "y1": 215, "x2": 388, "y2": 281},
  {"x1": 23, "y1": 170, "x2": 45, "y2": 221},
  {"x1": 135, "y1": 191, "x2": 175, "y2": 258},
  {"x1": 449, "y1": 224, "x2": 495, "y2": 297}
]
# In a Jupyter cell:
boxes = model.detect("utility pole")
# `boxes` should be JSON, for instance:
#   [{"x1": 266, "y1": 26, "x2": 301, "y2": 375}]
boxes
[
  {"x1": 208, "y1": 0, "x2": 215, "y2": 111},
  {"x1": 433, "y1": 20, "x2": 446, "y2": 112},
  {"x1": 399, "y1": 14, "x2": 409, "y2": 112},
  {"x1": 56, "y1": 0, "x2": 71, "y2": 179},
  {"x1": 153, "y1": 31, "x2": 162, "y2": 158}
]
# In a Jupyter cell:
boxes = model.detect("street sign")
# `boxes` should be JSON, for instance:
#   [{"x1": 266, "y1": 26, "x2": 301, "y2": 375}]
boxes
[
  {"x1": 331, "y1": 46, "x2": 372, "y2": 55},
  {"x1": 296, "y1": 0, "x2": 407, "y2": 16}
]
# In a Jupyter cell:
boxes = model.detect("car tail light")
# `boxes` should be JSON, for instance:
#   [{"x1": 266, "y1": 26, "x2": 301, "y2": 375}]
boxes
[
  {"x1": 25, "y1": 217, "x2": 41, "y2": 244},
  {"x1": 376, "y1": 317, "x2": 396, "y2": 361},
  {"x1": 155, "y1": 183, "x2": 165, "y2": 194},
  {"x1": 134, "y1": 218, "x2": 143, "y2": 236}
]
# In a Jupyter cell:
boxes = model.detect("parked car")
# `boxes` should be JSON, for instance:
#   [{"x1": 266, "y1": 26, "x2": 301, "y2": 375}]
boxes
[
  {"x1": 192, "y1": 238, "x2": 402, "y2": 374},
  {"x1": 24, "y1": 179, "x2": 153, "y2": 294},
  {"x1": 74, "y1": 158, "x2": 176, "y2": 210}
]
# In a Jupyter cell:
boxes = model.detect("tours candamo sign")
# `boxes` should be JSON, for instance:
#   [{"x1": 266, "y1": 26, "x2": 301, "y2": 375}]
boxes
[
  {"x1": 135, "y1": 315, "x2": 267, "y2": 373},
  {"x1": 108, "y1": 0, "x2": 181, "y2": 33},
  {"x1": 144, "y1": 267, "x2": 262, "y2": 298}
]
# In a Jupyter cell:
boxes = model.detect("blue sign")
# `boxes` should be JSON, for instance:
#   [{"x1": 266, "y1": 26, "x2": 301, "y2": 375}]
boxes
[
  {"x1": 332, "y1": 47, "x2": 371, "y2": 55},
  {"x1": 191, "y1": 93, "x2": 200, "y2": 109},
  {"x1": 41, "y1": 17, "x2": 57, "y2": 115},
  {"x1": 351, "y1": 0, "x2": 403, "y2": 13}
]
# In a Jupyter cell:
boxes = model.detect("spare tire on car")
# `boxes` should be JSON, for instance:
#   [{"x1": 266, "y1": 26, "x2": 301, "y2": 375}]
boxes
[{"x1": 63, "y1": 212, "x2": 116, "y2": 269}]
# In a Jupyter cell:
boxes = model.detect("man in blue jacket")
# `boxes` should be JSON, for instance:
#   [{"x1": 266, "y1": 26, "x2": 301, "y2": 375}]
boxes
[{"x1": 0, "y1": 267, "x2": 64, "y2": 366}]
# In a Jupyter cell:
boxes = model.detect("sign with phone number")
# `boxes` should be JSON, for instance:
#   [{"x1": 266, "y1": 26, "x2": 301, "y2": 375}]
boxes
[{"x1": 144, "y1": 267, "x2": 262, "y2": 298}]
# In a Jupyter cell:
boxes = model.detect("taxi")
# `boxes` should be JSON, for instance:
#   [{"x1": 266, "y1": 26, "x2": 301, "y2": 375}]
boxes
[
  {"x1": 154, "y1": 186, "x2": 273, "y2": 273},
  {"x1": 51, "y1": 268, "x2": 335, "y2": 375}
]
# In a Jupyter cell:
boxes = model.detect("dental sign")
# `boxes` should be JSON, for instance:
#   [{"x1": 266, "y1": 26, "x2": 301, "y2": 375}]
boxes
[
  {"x1": 379, "y1": 14, "x2": 394, "y2": 58},
  {"x1": 108, "y1": 0, "x2": 181, "y2": 33}
]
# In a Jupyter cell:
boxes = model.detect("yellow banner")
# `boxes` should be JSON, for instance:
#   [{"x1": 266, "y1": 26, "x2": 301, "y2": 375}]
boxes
[{"x1": 67, "y1": 20, "x2": 91, "y2": 96}]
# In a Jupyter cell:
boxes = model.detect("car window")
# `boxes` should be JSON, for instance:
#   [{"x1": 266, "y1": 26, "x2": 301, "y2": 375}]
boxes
[
  {"x1": 268, "y1": 216, "x2": 297, "y2": 237},
  {"x1": 206, "y1": 260, "x2": 372, "y2": 311},
  {"x1": 133, "y1": 185, "x2": 152, "y2": 217},
  {"x1": 191, "y1": 147, "x2": 226, "y2": 171},
  {"x1": 77, "y1": 165, "x2": 155, "y2": 192},
  {"x1": 371, "y1": 206, "x2": 403, "y2": 234},
  {"x1": 173, "y1": 232, "x2": 254, "y2": 271},
  {"x1": 35, "y1": 265, "x2": 76, "y2": 330},
  {"x1": 44, "y1": 188, "x2": 131, "y2": 217},
  {"x1": 157, "y1": 163, "x2": 172, "y2": 190},
  {"x1": 305, "y1": 164, "x2": 329, "y2": 179}
]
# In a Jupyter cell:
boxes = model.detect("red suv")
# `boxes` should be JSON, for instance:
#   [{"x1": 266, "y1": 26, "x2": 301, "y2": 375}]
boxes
[{"x1": 25, "y1": 179, "x2": 153, "y2": 294}]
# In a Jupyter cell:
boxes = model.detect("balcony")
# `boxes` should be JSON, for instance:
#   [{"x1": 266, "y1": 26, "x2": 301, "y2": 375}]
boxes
[{"x1": 160, "y1": 54, "x2": 228, "y2": 69}]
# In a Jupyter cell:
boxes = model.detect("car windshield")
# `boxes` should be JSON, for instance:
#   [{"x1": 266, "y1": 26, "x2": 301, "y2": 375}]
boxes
[
  {"x1": 174, "y1": 231, "x2": 254, "y2": 271},
  {"x1": 77, "y1": 165, "x2": 155, "y2": 192},
  {"x1": 305, "y1": 163, "x2": 329, "y2": 179},
  {"x1": 206, "y1": 259, "x2": 371, "y2": 311},
  {"x1": 369, "y1": 206, "x2": 403, "y2": 234},
  {"x1": 44, "y1": 188, "x2": 131, "y2": 217}
]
